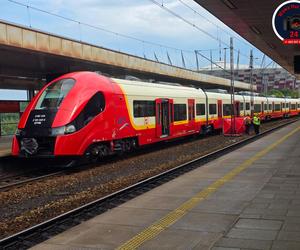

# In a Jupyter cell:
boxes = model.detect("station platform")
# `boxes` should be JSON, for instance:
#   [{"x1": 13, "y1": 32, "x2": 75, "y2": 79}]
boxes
[
  {"x1": 0, "y1": 136, "x2": 12, "y2": 157},
  {"x1": 32, "y1": 121, "x2": 300, "y2": 250}
]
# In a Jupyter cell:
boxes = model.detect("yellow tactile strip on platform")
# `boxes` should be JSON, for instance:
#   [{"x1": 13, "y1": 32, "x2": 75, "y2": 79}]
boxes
[{"x1": 117, "y1": 125, "x2": 300, "y2": 250}]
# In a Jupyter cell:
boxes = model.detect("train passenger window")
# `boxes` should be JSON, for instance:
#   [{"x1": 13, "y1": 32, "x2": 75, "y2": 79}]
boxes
[
  {"x1": 174, "y1": 104, "x2": 187, "y2": 121},
  {"x1": 269, "y1": 104, "x2": 272, "y2": 111},
  {"x1": 133, "y1": 101, "x2": 155, "y2": 117},
  {"x1": 245, "y1": 102, "x2": 250, "y2": 110},
  {"x1": 196, "y1": 104, "x2": 205, "y2": 116},
  {"x1": 223, "y1": 104, "x2": 232, "y2": 116},
  {"x1": 291, "y1": 104, "x2": 296, "y2": 110},
  {"x1": 254, "y1": 104, "x2": 261, "y2": 112},
  {"x1": 239, "y1": 102, "x2": 244, "y2": 110},
  {"x1": 298, "y1": 104, "x2": 300, "y2": 108},
  {"x1": 36, "y1": 78, "x2": 75, "y2": 110},
  {"x1": 264, "y1": 104, "x2": 268, "y2": 111},
  {"x1": 274, "y1": 104, "x2": 281, "y2": 111},
  {"x1": 209, "y1": 104, "x2": 217, "y2": 115}
]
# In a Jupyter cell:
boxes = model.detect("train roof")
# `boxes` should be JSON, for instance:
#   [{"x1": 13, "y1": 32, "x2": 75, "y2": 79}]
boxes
[{"x1": 112, "y1": 78, "x2": 206, "y2": 98}]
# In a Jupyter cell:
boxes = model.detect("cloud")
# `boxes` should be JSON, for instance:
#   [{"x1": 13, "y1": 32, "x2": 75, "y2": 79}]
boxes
[{"x1": 4, "y1": 0, "x2": 258, "y2": 66}]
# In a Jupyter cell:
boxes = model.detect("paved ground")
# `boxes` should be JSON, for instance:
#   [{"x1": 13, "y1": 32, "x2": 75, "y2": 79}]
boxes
[
  {"x1": 31, "y1": 121, "x2": 300, "y2": 250},
  {"x1": 0, "y1": 136, "x2": 12, "y2": 157}
]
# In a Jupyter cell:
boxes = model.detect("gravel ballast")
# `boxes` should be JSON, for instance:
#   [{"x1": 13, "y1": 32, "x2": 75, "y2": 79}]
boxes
[{"x1": 0, "y1": 118, "x2": 296, "y2": 239}]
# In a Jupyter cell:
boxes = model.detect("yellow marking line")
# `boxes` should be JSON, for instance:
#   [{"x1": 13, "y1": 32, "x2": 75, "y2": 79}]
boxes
[{"x1": 117, "y1": 124, "x2": 300, "y2": 250}]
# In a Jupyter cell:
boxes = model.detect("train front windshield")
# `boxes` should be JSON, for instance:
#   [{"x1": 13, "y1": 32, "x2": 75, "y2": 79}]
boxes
[{"x1": 35, "y1": 78, "x2": 75, "y2": 110}]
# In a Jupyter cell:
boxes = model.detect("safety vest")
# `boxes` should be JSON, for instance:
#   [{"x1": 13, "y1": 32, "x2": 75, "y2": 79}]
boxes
[{"x1": 253, "y1": 116, "x2": 260, "y2": 125}]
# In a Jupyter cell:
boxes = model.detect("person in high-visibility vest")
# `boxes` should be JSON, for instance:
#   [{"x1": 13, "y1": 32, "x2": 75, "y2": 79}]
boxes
[{"x1": 253, "y1": 113, "x2": 261, "y2": 135}]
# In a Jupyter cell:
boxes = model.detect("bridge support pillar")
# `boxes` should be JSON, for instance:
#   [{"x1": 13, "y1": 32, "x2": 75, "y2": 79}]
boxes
[{"x1": 27, "y1": 89, "x2": 35, "y2": 101}]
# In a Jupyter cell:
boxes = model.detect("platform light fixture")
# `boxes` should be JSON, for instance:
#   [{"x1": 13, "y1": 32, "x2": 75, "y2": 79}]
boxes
[
  {"x1": 250, "y1": 25, "x2": 262, "y2": 35},
  {"x1": 221, "y1": 0, "x2": 237, "y2": 9}
]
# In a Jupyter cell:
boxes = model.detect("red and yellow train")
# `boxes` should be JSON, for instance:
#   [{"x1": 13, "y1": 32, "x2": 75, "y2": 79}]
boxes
[{"x1": 11, "y1": 71, "x2": 300, "y2": 159}]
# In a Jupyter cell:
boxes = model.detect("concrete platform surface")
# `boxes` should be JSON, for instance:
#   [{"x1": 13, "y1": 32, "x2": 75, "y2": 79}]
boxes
[
  {"x1": 31, "y1": 121, "x2": 300, "y2": 250},
  {"x1": 0, "y1": 136, "x2": 12, "y2": 157}
]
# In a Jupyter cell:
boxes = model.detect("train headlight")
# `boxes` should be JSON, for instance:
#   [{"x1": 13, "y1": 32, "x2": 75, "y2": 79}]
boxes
[
  {"x1": 51, "y1": 126, "x2": 65, "y2": 136},
  {"x1": 51, "y1": 125, "x2": 76, "y2": 136},
  {"x1": 65, "y1": 124, "x2": 76, "y2": 134}
]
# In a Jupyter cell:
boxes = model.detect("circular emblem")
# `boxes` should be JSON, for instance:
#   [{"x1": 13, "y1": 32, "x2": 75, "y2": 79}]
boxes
[{"x1": 272, "y1": 0, "x2": 300, "y2": 44}]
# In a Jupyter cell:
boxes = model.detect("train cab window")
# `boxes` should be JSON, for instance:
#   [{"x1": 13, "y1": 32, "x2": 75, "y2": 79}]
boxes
[
  {"x1": 254, "y1": 104, "x2": 261, "y2": 113},
  {"x1": 82, "y1": 92, "x2": 105, "y2": 125},
  {"x1": 174, "y1": 104, "x2": 187, "y2": 121},
  {"x1": 36, "y1": 78, "x2": 75, "y2": 110},
  {"x1": 245, "y1": 102, "x2": 250, "y2": 110},
  {"x1": 209, "y1": 104, "x2": 217, "y2": 115},
  {"x1": 72, "y1": 92, "x2": 105, "y2": 129},
  {"x1": 196, "y1": 103, "x2": 205, "y2": 116},
  {"x1": 133, "y1": 101, "x2": 155, "y2": 117},
  {"x1": 223, "y1": 104, "x2": 232, "y2": 116}
]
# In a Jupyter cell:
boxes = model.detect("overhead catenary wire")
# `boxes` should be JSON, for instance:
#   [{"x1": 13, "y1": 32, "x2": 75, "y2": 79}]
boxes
[
  {"x1": 195, "y1": 50, "x2": 230, "y2": 74},
  {"x1": 148, "y1": 0, "x2": 250, "y2": 59},
  {"x1": 177, "y1": 0, "x2": 251, "y2": 49},
  {"x1": 8, "y1": 0, "x2": 271, "y2": 69},
  {"x1": 7, "y1": 0, "x2": 194, "y2": 54}
]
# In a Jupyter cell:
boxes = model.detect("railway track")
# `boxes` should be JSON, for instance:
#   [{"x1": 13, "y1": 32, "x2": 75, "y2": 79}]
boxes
[
  {"x1": 0, "y1": 118, "x2": 298, "y2": 249},
  {"x1": 0, "y1": 170, "x2": 65, "y2": 191},
  {"x1": 0, "y1": 118, "x2": 293, "y2": 193}
]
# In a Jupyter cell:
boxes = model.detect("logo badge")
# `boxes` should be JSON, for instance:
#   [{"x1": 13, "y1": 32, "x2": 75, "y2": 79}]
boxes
[{"x1": 272, "y1": 0, "x2": 300, "y2": 44}]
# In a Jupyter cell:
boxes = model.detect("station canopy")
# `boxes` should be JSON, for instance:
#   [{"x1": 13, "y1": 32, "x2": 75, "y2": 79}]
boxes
[{"x1": 195, "y1": 0, "x2": 300, "y2": 76}]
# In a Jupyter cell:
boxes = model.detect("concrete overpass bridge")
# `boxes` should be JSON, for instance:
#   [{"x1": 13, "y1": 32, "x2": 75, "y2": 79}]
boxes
[{"x1": 0, "y1": 20, "x2": 252, "y2": 92}]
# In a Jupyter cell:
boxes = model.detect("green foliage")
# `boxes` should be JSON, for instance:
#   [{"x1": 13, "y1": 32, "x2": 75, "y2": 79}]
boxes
[
  {"x1": 267, "y1": 89, "x2": 284, "y2": 98},
  {"x1": 267, "y1": 89, "x2": 299, "y2": 98},
  {"x1": 280, "y1": 88, "x2": 299, "y2": 98},
  {"x1": 0, "y1": 113, "x2": 19, "y2": 136}
]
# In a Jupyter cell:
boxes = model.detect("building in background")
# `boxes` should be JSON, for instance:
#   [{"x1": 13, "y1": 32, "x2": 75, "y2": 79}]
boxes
[{"x1": 200, "y1": 63, "x2": 299, "y2": 94}]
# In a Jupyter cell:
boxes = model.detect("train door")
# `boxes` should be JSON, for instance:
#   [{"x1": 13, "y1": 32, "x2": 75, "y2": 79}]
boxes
[
  {"x1": 155, "y1": 99, "x2": 162, "y2": 137},
  {"x1": 161, "y1": 99, "x2": 170, "y2": 137},
  {"x1": 188, "y1": 99, "x2": 195, "y2": 130},
  {"x1": 169, "y1": 99, "x2": 174, "y2": 136},
  {"x1": 155, "y1": 98, "x2": 170, "y2": 138}
]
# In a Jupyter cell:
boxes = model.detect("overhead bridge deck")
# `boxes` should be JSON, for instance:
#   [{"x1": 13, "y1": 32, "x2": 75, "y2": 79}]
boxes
[
  {"x1": 32, "y1": 120, "x2": 300, "y2": 250},
  {"x1": 0, "y1": 20, "x2": 253, "y2": 91}
]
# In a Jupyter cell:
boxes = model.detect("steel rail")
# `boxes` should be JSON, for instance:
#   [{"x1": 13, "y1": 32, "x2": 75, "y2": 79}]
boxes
[
  {"x1": 0, "y1": 170, "x2": 66, "y2": 191},
  {"x1": 0, "y1": 118, "x2": 298, "y2": 249}
]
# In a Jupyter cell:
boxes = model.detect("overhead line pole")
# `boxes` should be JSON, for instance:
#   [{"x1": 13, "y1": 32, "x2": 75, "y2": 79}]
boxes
[
  {"x1": 230, "y1": 37, "x2": 235, "y2": 134},
  {"x1": 250, "y1": 50, "x2": 254, "y2": 116}
]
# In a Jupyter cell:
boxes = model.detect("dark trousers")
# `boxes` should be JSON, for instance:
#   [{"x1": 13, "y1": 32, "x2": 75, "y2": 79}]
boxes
[
  {"x1": 253, "y1": 124, "x2": 260, "y2": 135},
  {"x1": 245, "y1": 124, "x2": 251, "y2": 135}
]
